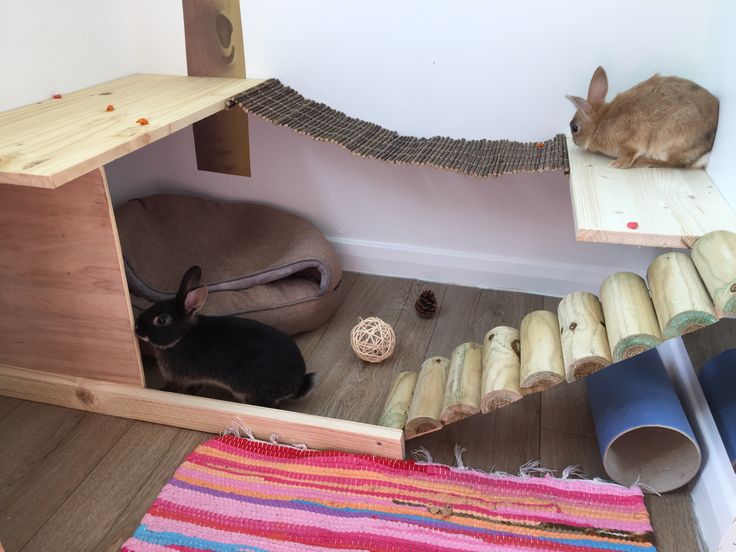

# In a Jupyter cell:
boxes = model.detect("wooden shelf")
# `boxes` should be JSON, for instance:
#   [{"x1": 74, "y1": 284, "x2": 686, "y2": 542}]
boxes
[
  {"x1": 0, "y1": 74, "x2": 263, "y2": 188},
  {"x1": 567, "y1": 136, "x2": 736, "y2": 248}
]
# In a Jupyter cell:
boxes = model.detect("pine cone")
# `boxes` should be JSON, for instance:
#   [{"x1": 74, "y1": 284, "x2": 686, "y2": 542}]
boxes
[{"x1": 415, "y1": 290, "x2": 438, "y2": 318}]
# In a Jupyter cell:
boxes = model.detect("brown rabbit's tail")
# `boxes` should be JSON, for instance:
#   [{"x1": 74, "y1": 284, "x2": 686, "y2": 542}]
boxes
[{"x1": 293, "y1": 373, "x2": 316, "y2": 399}]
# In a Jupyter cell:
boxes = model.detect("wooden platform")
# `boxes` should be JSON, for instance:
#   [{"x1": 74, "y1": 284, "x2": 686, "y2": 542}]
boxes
[
  {"x1": 0, "y1": 74, "x2": 262, "y2": 188},
  {"x1": 0, "y1": 273, "x2": 702, "y2": 551},
  {"x1": 567, "y1": 137, "x2": 736, "y2": 249}
]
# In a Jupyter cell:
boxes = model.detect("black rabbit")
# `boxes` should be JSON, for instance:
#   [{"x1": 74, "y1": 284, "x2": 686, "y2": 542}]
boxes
[{"x1": 135, "y1": 266, "x2": 314, "y2": 407}]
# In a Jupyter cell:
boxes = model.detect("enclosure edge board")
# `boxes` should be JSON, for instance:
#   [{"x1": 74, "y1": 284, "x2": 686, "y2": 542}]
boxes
[{"x1": 0, "y1": 363, "x2": 404, "y2": 459}]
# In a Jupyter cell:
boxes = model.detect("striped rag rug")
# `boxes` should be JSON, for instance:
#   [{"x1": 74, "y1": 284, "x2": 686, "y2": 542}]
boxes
[{"x1": 122, "y1": 435, "x2": 656, "y2": 551}]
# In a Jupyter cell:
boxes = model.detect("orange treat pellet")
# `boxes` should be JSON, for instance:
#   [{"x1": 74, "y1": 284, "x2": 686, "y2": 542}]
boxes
[
  {"x1": 106, "y1": 104, "x2": 115, "y2": 112},
  {"x1": 136, "y1": 117, "x2": 149, "y2": 126}
]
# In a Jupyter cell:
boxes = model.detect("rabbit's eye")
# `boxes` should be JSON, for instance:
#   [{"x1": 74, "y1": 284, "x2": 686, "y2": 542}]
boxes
[
  {"x1": 154, "y1": 314, "x2": 172, "y2": 327},
  {"x1": 570, "y1": 122, "x2": 580, "y2": 134}
]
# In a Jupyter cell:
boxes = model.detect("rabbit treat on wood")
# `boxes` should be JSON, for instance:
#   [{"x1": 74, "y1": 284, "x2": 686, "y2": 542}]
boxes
[
  {"x1": 135, "y1": 266, "x2": 314, "y2": 407},
  {"x1": 566, "y1": 66, "x2": 719, "y2": 169}
]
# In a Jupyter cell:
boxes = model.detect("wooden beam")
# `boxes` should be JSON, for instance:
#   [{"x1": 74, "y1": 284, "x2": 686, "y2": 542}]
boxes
[
  {"x1": 183, "y1": 0, "x2": 252, "y2": 177},
  {"x1": 0, "y1": 169, "x2": 143, "y2": 386},
  {"x1": 0, "y1": 364, "x2": 405, "y2": 459}
]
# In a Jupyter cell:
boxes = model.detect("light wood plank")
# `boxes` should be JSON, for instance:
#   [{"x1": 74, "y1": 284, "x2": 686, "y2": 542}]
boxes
[
  {"x1": 646, "y1": 491, "x2": 704, "y2": 552},
  {"x1": 541, "y1": 296, "x2": 597, "y2": 438},
  {"x1": 0, "y1": 396, "x2": 21, "y2": 420},
  {"x1": 0, "y1": 169, "x2": 143, "y2": 385},
  {"x1": 567, "y1": 136, "x2": 736, "y2": 248},
  {"x1": 409, "y1": 393, "x2": 542, "y2": 475},
  {"x1": 415, "y1": 286, "x2": 544, "y2": 448},
  {"x1": 294, "y1": 274, "x2": 414, "y2": 423},
  {"x1": 682, "y1": 317, "x2": 736, "y2": 374},
  {"x1": 374, "y1": 281, "x2": 447, "y2": 427},
  {"x1": 294, "y1": 272, "x2": 359, "y2": 360},
  {"x1": 0, "y1": 74, "x2": 263, "y2": 188},
  {"x1": 95, "y1": 429, "x2": 209, "y2": 552},
  {"x1": 0, "y1": 363, "x2": 403, "y2": 459},
  {"x1": 424, "y1": 285, "x2": 483, "y2": 358},
  {"x1": 540, "y1": 378, "x2": 597, "y2": 438},
  {"x1": 21, "y1": 423, "x2": 183, "y2": 552},
  {"x1": 539, "y1": 428, "x2": 605, "y2": 478},
  {"x1": 0, "y1": 403, "x2": 84, "y2": 506},
  {"x1": 184, "y1": 0, "x2": 252, "y2": 177},
  {"x1": 0, "y1": 413, "x2": 131, "y2": 551}
]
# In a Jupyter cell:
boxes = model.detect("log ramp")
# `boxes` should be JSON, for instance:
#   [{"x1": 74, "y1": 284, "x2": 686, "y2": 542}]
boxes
[{"x1": 378, "y1": 230, "x2": 736, "y2": 437}]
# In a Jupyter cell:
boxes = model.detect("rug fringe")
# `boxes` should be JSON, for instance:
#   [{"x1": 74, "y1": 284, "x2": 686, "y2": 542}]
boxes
[
  {"x1": 222, "y1": 421, "x2": 659, "y2": 494},
  {"x1": 223, "y1": 419, "x2": 310, "y2": 451},
  {"x1": 411, "y1": 444, "x2": 660, "y2": 494}
]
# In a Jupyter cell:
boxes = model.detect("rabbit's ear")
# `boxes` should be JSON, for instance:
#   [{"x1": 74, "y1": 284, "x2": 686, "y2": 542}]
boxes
[
  {"x1": 566, "y1": 95, "x2": 593, "y2": 119},
  {"x1": 587, "y1": 66, "x2": 608, "y2": 104},
  {"x1": 177, "y1": 266, "x2": 202, "y2": 300},
  {"x1": 184, "y1": 286, "x2": 208, "y2": 316}
]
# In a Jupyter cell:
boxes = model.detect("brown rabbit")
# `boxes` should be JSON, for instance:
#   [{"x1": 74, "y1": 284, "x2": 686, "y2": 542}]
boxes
[{"x1": 566, "y1": 66, "x2": 719, "y2": 168}]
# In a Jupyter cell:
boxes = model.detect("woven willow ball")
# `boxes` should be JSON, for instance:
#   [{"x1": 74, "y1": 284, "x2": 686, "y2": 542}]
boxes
[{"x1": 350, "y1": 317, "x2": 396, "y2": 363}]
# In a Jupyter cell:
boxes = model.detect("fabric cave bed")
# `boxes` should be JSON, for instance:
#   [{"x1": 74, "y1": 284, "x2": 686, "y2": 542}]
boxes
[{"x1": 115, "y1": 193, "x2": 344, "y2": 337}]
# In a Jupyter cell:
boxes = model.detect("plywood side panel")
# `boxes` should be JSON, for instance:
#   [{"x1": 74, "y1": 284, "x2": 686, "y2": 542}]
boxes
[
  {"x1": 0, "y1": 169, "x2": 143, "y2": 385},
  {"x1": 184, "y1": 0, "x2": 251, "y2": 177}
]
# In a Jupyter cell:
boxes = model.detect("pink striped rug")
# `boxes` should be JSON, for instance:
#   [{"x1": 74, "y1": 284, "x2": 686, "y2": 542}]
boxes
[{"x1": 123, "y1": 435, "x2": 656, "y2": 551}]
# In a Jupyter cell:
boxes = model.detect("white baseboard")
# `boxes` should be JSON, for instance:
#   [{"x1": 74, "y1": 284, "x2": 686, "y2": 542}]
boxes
[
  {"x1": 658, "y1": 339, "x2": 736, "y2": 552},
  {"x1": 329, "y1": 237, "x2": 618, "y2": 298}
]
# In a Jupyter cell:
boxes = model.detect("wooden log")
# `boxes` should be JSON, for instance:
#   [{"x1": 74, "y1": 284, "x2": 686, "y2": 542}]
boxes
[
  {"x1": 557, "y1": 292, "x2": 612, "y2": 382},
  {"x1": 405, "y1": 357, "x2": 449, "y2": 439},
  {"x1": 647, "y1": 252, "x2": 718, "y2": 338},
  {"x1": 377, "y1": 371, "x2": 418, "y2": 429},
  {"x1": 600, "y1": 272, "x2": 663, "y2": 362},
  {"x1": 440, "y1": 343, "x2": 482, "y2": 425},
  {"x1": 691, "y1": 230, "x2": 736, "y2": 317},
  {"x1": 480, "y1": 326, "x2": 522, "y2": 413},
  {"x1": 519, "y1": 311, "x2": 565, "y2": 394}
]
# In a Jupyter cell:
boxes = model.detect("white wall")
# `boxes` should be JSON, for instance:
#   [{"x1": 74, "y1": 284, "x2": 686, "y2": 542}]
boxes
[
  {"x1": 5, "y1": 0, "x2": 723, "y2": 296},
  {"x1": 0, "y1": 0, "x2": 135, "y2": 111},
  {"x1": 700, "y1": 0, "x2": 736, "y2": 209},
  {"x1": 242, "y1": 0, "x2": 712, "y2": 142}
]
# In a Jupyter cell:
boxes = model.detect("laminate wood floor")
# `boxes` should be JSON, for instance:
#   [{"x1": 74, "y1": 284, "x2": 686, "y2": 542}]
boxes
[
  {"x1": 682, "y1": 317, "x2": 736, "y2": 373},
  {"x1": 0, "y1": 273, "x2": 702, "y2": 551}
]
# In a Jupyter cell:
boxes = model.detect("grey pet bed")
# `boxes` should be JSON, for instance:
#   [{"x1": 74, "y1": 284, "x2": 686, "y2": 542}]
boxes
[{"x1": 115, "y1": 194, "x2": 343, "y2": 336}]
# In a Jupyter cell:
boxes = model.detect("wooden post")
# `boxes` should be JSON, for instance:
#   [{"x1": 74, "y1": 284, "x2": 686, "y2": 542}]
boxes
[
  {"x1": 378, "y1": 371, "x2": 418, "y2": 429},
  {"x1": 600, "y1": 272, "x2": 663, "y2": 362},
  {"x1": 440, "y1": 343, "x2": 482, "y2": 425},
  {"x1": 183, "y1": 0, "x2": 251, "y2": 177},
  {"x1": 480, "y1": 326, "x2": 522, "y2": 413},
  {"x1": 519, "y1": 311, "x2": 565, "y2": 394},
  {"x1": 647, "y1": 252, "x2": 718, "y2": 338},
  {"x1": 692, "y1": 230, "x2": 736, "y2": 317},
  {"x1": 405, "y1": 357, "x2": 449, "y2": 439},
  {"x1": 557, "y1": 292, "x2": 611, "y2": 382}
]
